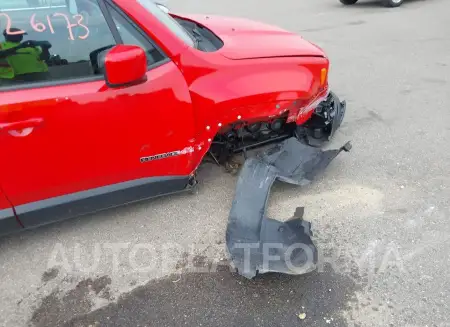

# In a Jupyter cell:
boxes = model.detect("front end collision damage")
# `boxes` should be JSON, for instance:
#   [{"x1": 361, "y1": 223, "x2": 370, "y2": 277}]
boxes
[
  {"x1": 296, "y1": 91, "x2": 346, "y2": 147},
  {"x1": 226, "y1": 137, "x2": 351, "y2": 279},
  {"x1": 202, "y1": 89, "x2": 346, "y2": 166}
]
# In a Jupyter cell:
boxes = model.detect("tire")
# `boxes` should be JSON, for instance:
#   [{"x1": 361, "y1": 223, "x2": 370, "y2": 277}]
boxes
[
  {"x1": 381, "y1": 0, "x2": 404, "y2": 7},
  {"x1": 339, "y1": 0, "x2": 358, "y2": 4}
]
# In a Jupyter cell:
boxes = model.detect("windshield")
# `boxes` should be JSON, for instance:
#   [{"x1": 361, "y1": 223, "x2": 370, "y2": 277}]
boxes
[{"x1": 136, "y1": 0, "x2": 195, "y2": 47}]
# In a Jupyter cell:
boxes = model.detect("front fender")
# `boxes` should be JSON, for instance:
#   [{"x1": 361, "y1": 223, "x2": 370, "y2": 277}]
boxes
[
  {"x1": 189, "y1": 56, "x2": 329, "y2": 130},
  {"x1": 180, "y1": 53, "x2": 329, "y2": 171}
]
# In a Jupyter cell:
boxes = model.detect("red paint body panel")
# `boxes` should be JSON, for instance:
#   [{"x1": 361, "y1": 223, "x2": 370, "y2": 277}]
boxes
[
  {"x1": 0, "y1": 61, "x2": 194, "y2": 206},
  {"x1": 0, "y1": 0, "x2": 331, "y2": 214},
  {"x1": 176, "y1": 49, "x2": 329, "y2": 151},
  {"x1": 178, "y1": 14, "x2": 326, "y2": 59},
  {"x1": 0, "y1": 186, "x2": 12, "y2": 211}
]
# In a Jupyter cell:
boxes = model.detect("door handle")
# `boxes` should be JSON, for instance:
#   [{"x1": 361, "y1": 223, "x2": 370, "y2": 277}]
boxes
[{"x1": 0, "y1": 118, "x2": 44, "y2": 137}]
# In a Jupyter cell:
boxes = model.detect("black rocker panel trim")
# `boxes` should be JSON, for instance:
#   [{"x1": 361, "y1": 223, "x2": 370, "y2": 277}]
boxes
[
  {"x1": 15, "y1": 175, "x2": 190, "y2": 229},
  {"x1": 0, "y1": 208, "x2": 22, "y2": 237}
]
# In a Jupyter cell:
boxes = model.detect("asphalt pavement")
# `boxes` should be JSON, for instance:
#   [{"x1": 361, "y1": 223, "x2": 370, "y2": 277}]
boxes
[{"x1": 1, "y1": 0, "x2": 450, "y2": 326}]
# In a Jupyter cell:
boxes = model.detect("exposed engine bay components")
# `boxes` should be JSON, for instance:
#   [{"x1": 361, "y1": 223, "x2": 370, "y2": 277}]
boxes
[
  {"x1": 245, "y1": 122, "x2": 262, "y2": 134},
  {"x1": 295, "y1": 91, "x2": 346, "y2": 147},
  {"x1": 226, "y1": 137, "x2": 352, "y2": 279},
  {"x1": 269, "y1": 118, "x2": 285, "y2": 132},
  {"x1": 225, "y1": 130, "x2": 238, "y2": 143},
  {"x1": 208, "y1": 115, "x2": 293, "y2": 164},
  {"x1": 208, "y1": 91, "x2": 346, "y2": 165}
]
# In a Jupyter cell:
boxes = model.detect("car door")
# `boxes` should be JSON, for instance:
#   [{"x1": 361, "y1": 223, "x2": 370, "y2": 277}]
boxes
[{"x1": 0, "y1": 0, "x2": 195, "y2": 228}]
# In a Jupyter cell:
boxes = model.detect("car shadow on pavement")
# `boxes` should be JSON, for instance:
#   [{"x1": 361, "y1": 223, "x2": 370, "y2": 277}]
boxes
[{"x1": 30, "y1": 263, "x2": 362, "y2": 327}]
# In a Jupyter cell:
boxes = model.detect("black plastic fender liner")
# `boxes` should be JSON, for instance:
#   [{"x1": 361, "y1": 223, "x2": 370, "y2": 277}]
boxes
[{"x1": 226, "y1": 137, "x2": 351, "y2": 279}]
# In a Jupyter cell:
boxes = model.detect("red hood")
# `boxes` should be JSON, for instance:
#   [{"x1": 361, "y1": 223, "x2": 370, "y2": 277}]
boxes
[{"x1": 179, "y1": 14, "x2": 325, "y2": 60}]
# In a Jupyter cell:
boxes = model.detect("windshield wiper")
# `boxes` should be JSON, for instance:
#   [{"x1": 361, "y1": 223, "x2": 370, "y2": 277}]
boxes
[{"x1": 189, "y1": 27, "x2": 204, "y2": 49}]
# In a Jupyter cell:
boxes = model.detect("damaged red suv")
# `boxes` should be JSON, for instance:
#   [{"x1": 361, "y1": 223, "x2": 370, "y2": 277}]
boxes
[{"x1": 0, "y1": 0, "x2": 346, "y2": 236}]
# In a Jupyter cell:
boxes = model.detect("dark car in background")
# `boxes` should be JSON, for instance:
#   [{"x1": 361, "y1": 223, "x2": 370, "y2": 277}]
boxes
[{"x1": 340, "y1": 0, "x2": 405, "y2": 7}]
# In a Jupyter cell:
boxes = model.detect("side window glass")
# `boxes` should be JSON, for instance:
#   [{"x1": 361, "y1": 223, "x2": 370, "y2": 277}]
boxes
[
  {"x1": 0, "y1": 0, "x2": 116, "y2": 88},
  {"x1": 107, "y1": 6, "x2": 165, "y2": 67}
]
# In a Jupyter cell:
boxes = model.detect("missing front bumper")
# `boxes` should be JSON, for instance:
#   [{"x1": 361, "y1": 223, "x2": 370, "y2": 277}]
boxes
[
  {"x1": 296, "y1": 91, "x2": 347, "y2": 147},
  {"x1": 226, "y1": 137, "x2": 351, "y2": 279}
]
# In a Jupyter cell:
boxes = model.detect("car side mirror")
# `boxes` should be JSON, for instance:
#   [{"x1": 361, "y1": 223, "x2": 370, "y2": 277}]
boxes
[{"x1": 104, "y1": 45, "x2": 147, "y2": 88}]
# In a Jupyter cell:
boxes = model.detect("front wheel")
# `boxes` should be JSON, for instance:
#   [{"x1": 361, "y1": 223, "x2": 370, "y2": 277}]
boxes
[
  {"x1": 339, "y1": 0, "x2": 358, "y2": 4},
  {"x1": 381, "y1": 0, "x2": 404, "y2": 7}
]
